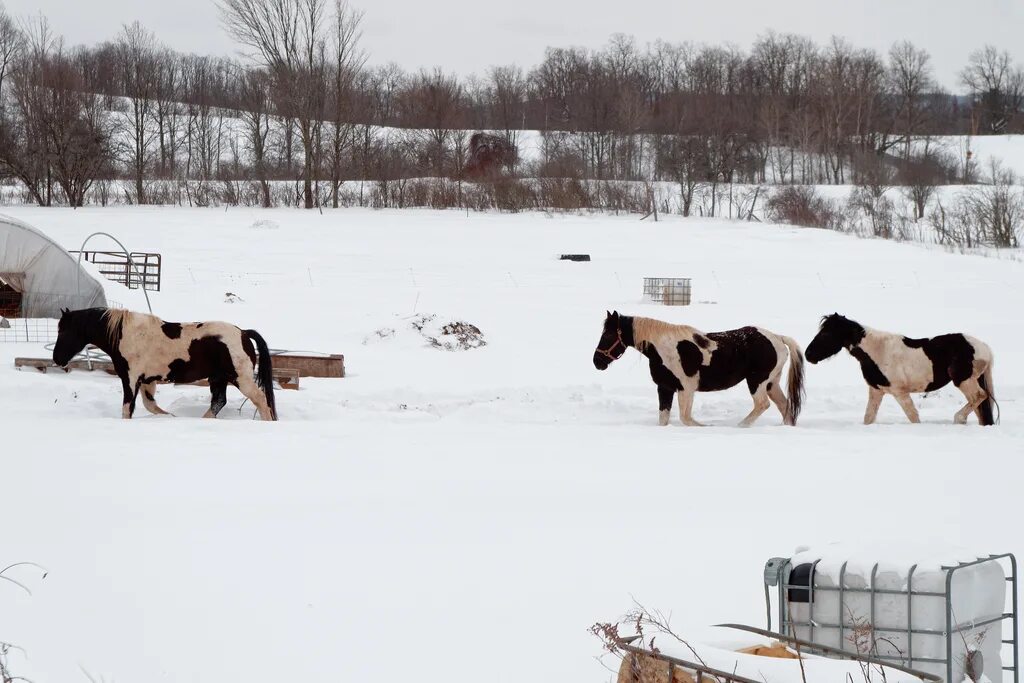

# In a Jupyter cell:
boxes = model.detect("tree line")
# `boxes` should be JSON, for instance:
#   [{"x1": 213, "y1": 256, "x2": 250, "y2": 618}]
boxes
[{"x1": 0, "y1": 0, "x2": 1022, "y2": 209}]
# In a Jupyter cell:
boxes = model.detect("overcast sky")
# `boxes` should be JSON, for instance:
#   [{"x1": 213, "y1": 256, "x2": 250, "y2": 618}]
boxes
[{"x1": 4, "y1": 0, "x2": 1022, "y2": 91}]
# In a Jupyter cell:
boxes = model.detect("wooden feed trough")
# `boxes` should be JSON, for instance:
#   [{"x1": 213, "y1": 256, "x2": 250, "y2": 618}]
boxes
[{"x1": 14, "y1": 352, "x2": 345, "y2": 391}]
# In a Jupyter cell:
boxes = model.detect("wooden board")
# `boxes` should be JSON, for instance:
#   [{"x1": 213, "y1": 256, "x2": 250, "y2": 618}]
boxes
[
  {"x1": 16, "y1": 357, "x2": 116, "y2": 374},
  {"x1": 16, "y1": 357, "x2": 301, "y2": 390},
  {"x1": 274, "y1": 353, "x2": 345, "y2": 378}
]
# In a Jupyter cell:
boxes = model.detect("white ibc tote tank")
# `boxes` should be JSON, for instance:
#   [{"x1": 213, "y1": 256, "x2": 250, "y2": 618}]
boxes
[{"x1": 765, "y1": 543, "x2": 1018, "y2": 683}]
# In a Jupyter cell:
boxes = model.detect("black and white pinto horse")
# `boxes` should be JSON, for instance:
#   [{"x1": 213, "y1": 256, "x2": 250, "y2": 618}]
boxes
[
  {"x1": 805, "y1": 313, "x2": 997, "y2": 426},
  {"x1": 53, "y1": 308, "x2": 278, "y2": 421},
  {"x1": 593, "y1": 311, "x2": 805, "y2": 427}
]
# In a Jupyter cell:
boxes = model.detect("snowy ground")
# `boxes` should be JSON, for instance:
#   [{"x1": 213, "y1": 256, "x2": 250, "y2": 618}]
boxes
[{"x1": 0, "y1": 207, "x2": 1021, "y2": 683}]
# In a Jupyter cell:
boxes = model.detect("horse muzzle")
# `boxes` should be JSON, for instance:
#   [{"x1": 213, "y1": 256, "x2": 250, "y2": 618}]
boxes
[
  {"x1": 593, "y1": 354, "x2": 610, "y2": 370},
  {"x1": 804, "y1": 348, "x2": 826, "y2": 364}
]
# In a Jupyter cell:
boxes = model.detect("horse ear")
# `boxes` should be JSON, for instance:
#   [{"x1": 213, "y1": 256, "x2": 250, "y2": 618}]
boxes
[
  {"x1": 61, "y1": 307, "x2": 70, "y2": 315},
  {"x1": 606, "y1": 310, "x2": 611, "y2": 318}
]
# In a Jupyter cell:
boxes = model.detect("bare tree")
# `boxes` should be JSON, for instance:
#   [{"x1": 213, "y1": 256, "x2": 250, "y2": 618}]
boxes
[
  {"x1": 751, "y1": 32, "x2": 799, "y2": 183},
  {"x1": 219, "y1": 0, "x2": 330, "y2": 208},
  {"x1": 0, "y1": 18, "x2": 109, "y2": 207},
  {"x1": 487, "y1": 65, "x2": 526, "y2": 149},
  {"x1": 237, "y1": 64, "x2": 273, "y2": 206},
  {"x1": 181, "y1": 55, "x2": 227, "y2": 183},
  {"x1": 0, "y1": 16, "x2": 54, "y2": 205},
  {"x1": 351, "y1": 63, "x2": 403, "y2": 202},
  {"x1": 43, "y1": 51, "x2": 112, "y2": 206},
  {"x1": 849, "y1": 151, "x2": 897, "y2": 238},
  {"x1": 116, "y1": 22, "x2": 158, "y2": 203},
  {"x1": 401, "y1": 68, "x2": 463, "y2": 176},
  {"x1": 899, "y1": 148, "x2": 948, "y2": 219},
  {"x1": 960, "y1": 46, "x2": 1024, "y2": 134},
  {"x1": 657, "y1": 134, "x2": 704, "y2": 216},
  {"x1": 969, "y1": 161, "x2": 1024, "y2": 247},
  {"x1": 932, "y1": 164, "x2": 1023, "y2": 250},
  {"x1": 326, "y1": 0, "x2": 363, "y2": 207},
  {"x1": 153, "y1": 48, "x2": 182, "y2": 177},
  {"x1": 888, "y1": 41, "x2": 934, "y2": 158},
  {"x1": 0, "y1": 6, "x2": 21, "y2": 97}
]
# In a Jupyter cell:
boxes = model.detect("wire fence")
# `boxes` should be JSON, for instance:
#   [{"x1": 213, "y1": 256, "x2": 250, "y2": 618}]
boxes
[
  {"x1": 0, "y1": 298, "x2": 123, "y2": 344},
  {"x1": 0, "y1": 318, "x2": 57, "y2": 343}
]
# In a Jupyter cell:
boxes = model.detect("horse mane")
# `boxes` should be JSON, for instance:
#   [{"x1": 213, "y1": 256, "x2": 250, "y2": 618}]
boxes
[
  {"x1": 101, "y1": 308, "x2": 145, "y2": 348},
  {"x1": 631, "y1": 316, "x2": 698, "y2": 351},
  {"x1": 821, "y1": 312, "x2": 862, "y2": 329}
]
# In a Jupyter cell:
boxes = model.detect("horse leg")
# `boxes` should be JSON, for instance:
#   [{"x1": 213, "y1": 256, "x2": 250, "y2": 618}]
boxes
[
  {"x1": 203, "y1": 379, "x2": 228, "y2": 419},
  {"x1": 893, "y1": 393, "x2": 921, "y2": 423},
  {"x1": 118, "y1": 374, "x2": 134, "y2": 419},
  {"x1": 969, "y1": 360, "x2": 991, "y2": 423},
  {"x1": 123, "y1": 377, "x2": 143, "y2": 419},
  {"x1": 954, "y1": 377, "x2": 987, "y2": 425},
  {"x1": 678, "y1": 389, "x2": 704, "y2": 427},
  {"x1": 767, "y1": 380, "x2": 790, "y2": 425},
  {"x1": 236, "y1": 374, "x2": 274, "y2": 421},
  {"x1": 864, "y1": 387, "x2": 884, "y2": 425},
  {"x1": 112, "y1": 360, "x2": 134, "y2": 419},
  {"x1": 657, "y1": 384, "x2": 674, "y2": 426},
  {"x1": 140, "y1": 381, "x2": 171, "y2": 416},
  {"x1": 739, "y1": 381, "x2": 772, "y2": 427}
]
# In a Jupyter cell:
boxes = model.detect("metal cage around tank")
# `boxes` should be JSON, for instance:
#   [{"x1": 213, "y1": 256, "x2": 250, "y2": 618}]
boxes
[
  {"x1": 642, "y1": 277, "x2": 692, "y2": 306},
  {"x1": 763, "y1": 553, "x2": 1019, "y2": 683}
]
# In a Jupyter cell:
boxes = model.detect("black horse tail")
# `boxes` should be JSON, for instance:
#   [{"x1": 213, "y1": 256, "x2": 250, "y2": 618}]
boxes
[
  {"x1": 978, "y1": 360, "x2": 998, "y2": 426},
  {"x1": 245, "y1": 329, "x2": 277, "y2": 421},
  {"x1": 781, "y1": 335, "x2": 805, "y2": 426}
]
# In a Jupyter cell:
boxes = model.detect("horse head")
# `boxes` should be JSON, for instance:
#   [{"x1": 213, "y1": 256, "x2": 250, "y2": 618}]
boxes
[
  {"x1": 806, "y1": 313, "x2": 865, "y2": 364},
  {"x1": 593, "y1": 310, "x2": 630, "y2": 370},
  {"x1": 53, "y1": 308, "x2": 105, "y2": 367}
]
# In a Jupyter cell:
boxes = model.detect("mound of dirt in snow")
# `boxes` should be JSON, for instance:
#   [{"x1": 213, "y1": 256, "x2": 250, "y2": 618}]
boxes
[
  {"x1": 363, "y1": 315, "x2": 486, "y2": 350},
  {"x1": 251, "y1": 219, "x2": 279, "y2": 230},
  {"x1": 427, "y1": 320, "x2": 487, "y2": 351}
]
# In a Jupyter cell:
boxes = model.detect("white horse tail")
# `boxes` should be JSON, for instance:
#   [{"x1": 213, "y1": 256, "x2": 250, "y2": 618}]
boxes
[
  {"x1": 780, "y1": 335, "x2": 805, "y2": 426},
  {"x1": 979, "y1": 356, "x2": 998, "y2": 426}
]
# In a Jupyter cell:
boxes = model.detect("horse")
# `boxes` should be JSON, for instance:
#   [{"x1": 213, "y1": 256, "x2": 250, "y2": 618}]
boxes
[
  {"x1": 593, "y1": 311, "x2": 805, "y2": 427},
  {"x1": 52, "y1": 307, "x2": 278, "y2": 421},
  {"x1": 805, "y1": 313, "x2": 997, "y2": 426}
]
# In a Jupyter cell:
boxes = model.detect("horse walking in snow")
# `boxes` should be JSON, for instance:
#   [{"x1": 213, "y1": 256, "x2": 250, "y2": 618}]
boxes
[
  {"x1": 53, "y1": 308, "x2": 278, "y2": 421},
  {"x1": 805, "y1": 313, "x2": 997, "y2": 426},
  {"x1": 593, "y1": 311, "x2": 805, "y2": 427}
]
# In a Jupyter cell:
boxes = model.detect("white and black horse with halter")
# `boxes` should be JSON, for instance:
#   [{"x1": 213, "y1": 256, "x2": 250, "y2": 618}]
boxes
[
  {"x1": 593, "y1": 311, "x2": 805, "y2": 427},
  {"x1": 53, "y1": 308, "x2": 278, "y2": 420},
  {"x1": 805, "y1": 313, "x2": 997, "y2": 425}
]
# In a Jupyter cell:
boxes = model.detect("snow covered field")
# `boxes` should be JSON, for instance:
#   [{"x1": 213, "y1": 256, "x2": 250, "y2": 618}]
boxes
[{"x1": 0, "y1": 206, "x2": 1021, "y2": 683}]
